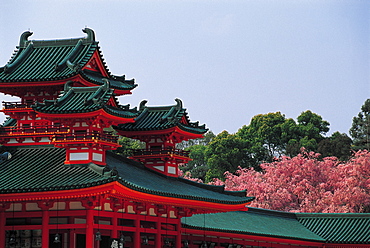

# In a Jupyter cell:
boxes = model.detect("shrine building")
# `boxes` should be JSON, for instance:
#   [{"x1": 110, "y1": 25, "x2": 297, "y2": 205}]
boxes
[{"x1": 0, "y1": 28, "x2": 368, "y2": 248}]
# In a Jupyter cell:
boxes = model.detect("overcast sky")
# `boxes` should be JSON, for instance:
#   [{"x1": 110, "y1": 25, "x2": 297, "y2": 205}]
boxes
[{"x1": 0, "y1": 0, "x2": 369, "y2": 136}]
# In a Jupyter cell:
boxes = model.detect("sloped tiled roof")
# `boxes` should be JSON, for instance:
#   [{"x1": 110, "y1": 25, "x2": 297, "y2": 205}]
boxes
[
  {"x1": 33, "y1": 83, "x2": 138, "y2": 118},
  {"x1": 81, "y1": 69, "x2": 137, "y2": 91},
  {"x1": 116, "y1": 99, "x2": 208, "y2": 135},
  {"x1": 0, "y1": 29, "x2": 96, "y2": 82},
  {"x1": 0, "y1": 28, "x2": 137, "y2": 92},
  {"x1": 297, "y1": 213, "x2": 370, "y2": 244},
  {"x1": 183, "y1": 208, "x2": 370, "y2": 244},
  {"x1": 0, "y1": 146, "x2": 111, "y2": 193},
  {"x1": 182, "y1": 208, "x2": 325, "y2": 243},
  {"x1": 0, "y1": 146, "x2": 253, "y2": 205}
]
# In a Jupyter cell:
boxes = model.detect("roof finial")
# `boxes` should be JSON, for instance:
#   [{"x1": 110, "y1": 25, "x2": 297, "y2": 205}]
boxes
[
  {"x1": 175, "y1": 98, "x2": 183, "y2": 110},
  {"x1": 139, "y1": 100, "x2": 148, "y2": 111},
  {"x1": 82, "y1": 27, "x2": 95, "y2": 42},
  {"x1": 19, "y1": 30, "x2": 33, "y2": 47}
]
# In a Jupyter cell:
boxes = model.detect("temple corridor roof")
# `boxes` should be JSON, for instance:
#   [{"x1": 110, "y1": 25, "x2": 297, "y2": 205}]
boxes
[
  {"x1": 183, "y1": 208, "x2": 370, "y2": 244},
  {"x1": 0, "y1": 146, "x2": 253, "y2": 206},
  {"x1": 182, "y1": 209, "x2": 325, "y2": 243},
  {"x1": 297, "y1": 212, "x2": 370, "y2": 244}
]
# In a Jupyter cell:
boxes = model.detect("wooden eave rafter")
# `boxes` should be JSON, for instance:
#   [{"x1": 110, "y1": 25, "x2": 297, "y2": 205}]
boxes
[
  {"x1": 82, "y1": 50, "x2": 109, "y2": 77},
  {"x1": 35, "y1": 109, "x2": 135, "y2": 125},
  {"x1": 0, "y1": 181, "x2": 250, "y2": 213},
  {"x1": 0, "y1": 74, "x2": 81, "y2": 89},
  {"x1": 131, "y1": 153, "x2": 191, "y2": 162},
  {"x1": 0, "y1": 73, "x2": 132, "y2": 96}
]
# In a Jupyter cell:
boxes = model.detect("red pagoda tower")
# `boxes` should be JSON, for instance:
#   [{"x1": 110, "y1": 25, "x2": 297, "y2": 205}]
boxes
[
  {"x1": 0, "y1": 28, "x2": 138, "y2": 165},
  {"x1": 115, "y1": 98, "x2": 207, "y2": 177}
]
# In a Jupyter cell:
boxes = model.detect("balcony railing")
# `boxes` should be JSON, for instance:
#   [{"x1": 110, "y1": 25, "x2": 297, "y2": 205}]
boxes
[
  {"x1": 53, "y1": 132, "x2": 118, "y2": 143},
  {"x1": 132, "y1": 148, "x2": 190, "y2": 157},
  {"x1": 2, "y1": 101, "x2": 33, "y2": 109},
  {"x1": 0, "y1": 125, "x2": 70, "y2": 135}
]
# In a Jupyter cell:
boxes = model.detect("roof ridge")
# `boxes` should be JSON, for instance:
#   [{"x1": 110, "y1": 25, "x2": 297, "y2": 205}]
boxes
[
  {"x1": 296, "y1": 213, "x2": 370, "y2": 218},
  {"x1": 18, "y1": 28, "x2": 96, "y2": 48}
]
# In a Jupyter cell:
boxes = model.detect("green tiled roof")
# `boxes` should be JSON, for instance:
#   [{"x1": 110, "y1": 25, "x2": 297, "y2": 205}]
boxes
[
  {"x1": 33, "y1": 83, "x2": 138, "y2": 118},
  {"x1": 1, "y1": 117, "x2": 16, "y2": 127},
  {"x1": 109, "y1": 152, "x2": 253, "y2": 205},
  {"x1": 116, "y1": 99, "x2": 208, "y2": 134},
  {"x1": 0, "y1": 146, "x2": 253, "y2": 205},
  {"x1": 0, "y1": 146, "x2": 112, "y2": 193},
  {"x1": 81, "y1": 69, "x2": 137, "y2": 91},
  {"x1": 0, "y1": 28, "x2": 136, "y2": 92},
  {"x1": 297, "y1": 213, "x2": 370, "y2": 244},
  {"x1": 182, "y1": 209, "x2": 325, "y2": 242},
  {"x1": 0, "y1": 30, "x2": 96, "y2": 82}
]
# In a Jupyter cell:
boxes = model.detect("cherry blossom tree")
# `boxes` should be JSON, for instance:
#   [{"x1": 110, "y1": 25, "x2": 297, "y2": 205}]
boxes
[{"x1": 210, "y1": 149, "x2": 370, "y2": 213}]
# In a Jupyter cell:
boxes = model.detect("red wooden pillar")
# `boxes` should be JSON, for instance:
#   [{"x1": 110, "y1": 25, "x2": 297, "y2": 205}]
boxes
[
  {"x1": 86, "y1": 208, "x2": 94, "y2": 248},
  {"x1": 42, "y1": 210, "x2": 50, "y2": 248},
  {"x1": 38, "y1": 201, "x2": 53, "y2": 248},
  {"x1": 69, "y1": 229, "x2": 75, "y2": 248},
  {"x1": 156, "y1": 220, "x2": 161, "y2": 248},
  {"x1": 0, "y1": 210, "x2": 5, "y2": 248},
  {"x1": 68, "y1": 215, "x2": 75, "y2": 248},
  {"x1": 112, "y1": 211, "x2": 118, "y2": 239},
  {"x1": 176, "y1": 220, "x2": 182, "y2": 248},
  {"x1": 134, "y1": 218, "x2": 141, "y2": 248}
]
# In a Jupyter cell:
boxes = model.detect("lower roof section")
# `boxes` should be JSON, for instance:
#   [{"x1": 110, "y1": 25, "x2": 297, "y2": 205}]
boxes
[
  {"x1": 182, "y1": 208, "x2": 370, "y2": 244},
  {"x1": 297, "y1": 212, "x2": 370, "y2": 244},
  {"x1": 0, "y1": 146, "x2": 253, "y2": 209},
  {"x1": 182, "y1": 209, "x2": 325, "y2": 243}
]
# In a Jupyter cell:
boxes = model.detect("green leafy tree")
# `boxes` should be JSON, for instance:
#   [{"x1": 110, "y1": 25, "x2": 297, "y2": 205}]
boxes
[
  {"x1": 286, "y1": 111, "x2": 330, "y2": 156},
  {"x1": 350, "y1": 99, "x2": 370, "y2": 151},
  {"x1": 176, "y1": 131, "x2": 215, "y2": 150},
  {"x1": 114, "y1": 137, "x2": 145, "y2": 157},
  {"x1": 178, "y1": 131, "x2": 215, "y2": 181},
  {"x1": 236, "y1": 112, "x2": 287, "y2": 163},
  {"x1": 317, "y1": 132, "x2": 352, "y2": 161},
  {"x1": 297, "y1": 110, "x2": 330, "y2": 142},
  {"x1": 180, "y1": 144, "x2": 208, "y2": 181},
  {"x1": 204, "y1": 131, "x2": 255, "y2": 181}
]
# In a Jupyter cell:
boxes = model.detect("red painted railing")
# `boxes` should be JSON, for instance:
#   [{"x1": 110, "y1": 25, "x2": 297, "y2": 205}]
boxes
[
  {"x1": 53, "y1": 132, "x2": 118, "y2": 143},
  {"x1": 2, "y1": 101, "x2": 33, "y2": 109},
  {"x1": 132, "y1": 148, "x2": 190, "y2": 157},
  {"x1": 0, "y1": 125, "x2": 70, "y2": 135}
]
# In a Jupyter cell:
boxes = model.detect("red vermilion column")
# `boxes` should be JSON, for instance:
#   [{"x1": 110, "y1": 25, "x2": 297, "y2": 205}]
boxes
[
  {"x1": 156, "y1": 219, "x2": 161, "y2": 248},
  {"x1": 112, "y1": 211, "x2": 118, "y2": 239},
  {"x1": 176, "y1": 220, "x2": 182, "y2": 248},
  {"x1": 0, "y1": 211, "x2": 5, "y2": 248},
  {"x1": 134, "y1": 217, "x2": 140, "y2": 248},
  {"x1": 42, "y1": 209, "x2": 50, "y2": 248},
  {"x1": 69, "y1": 229, "x2": 75, "y2": 248},
  {"x1": 68, "y1": 216, "x2": 75, "y2": 248},
  {"x1": 86, "y1": 208, "x2": 94, "y2": 248}
]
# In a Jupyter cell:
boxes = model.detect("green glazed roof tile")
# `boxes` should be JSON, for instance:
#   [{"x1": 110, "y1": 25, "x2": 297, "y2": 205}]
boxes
[
  {"x1": 0, "y1": 40, "x2": 95, "y2": 82},
  {"x1": 0, "y1": 146, "x2": 109, "y2": 192},
  {"x1": 182, "y1": 209, "x2": 325, "y2": 242},
  {"x1": 0, "y1": 146, "x2": 252, "y2": 205},
  {"x1": 81, "y1": 69, "x2": 137, "y2": 91},
  {"x1": 0, "y1": 29, "x2": 136, "y2": 92},
  {"x1": 33, "y1": 84, "x2": 138, "y2": 118},
  {"x1": 116, "y1": 99, "x2": 208, "y2": 134},
  {"x1": 108, "y1": 152, "x2": 253, "y2": 205},
  {"x1": 297, "y1": 213, "x2": 370, "y2": 244}
]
